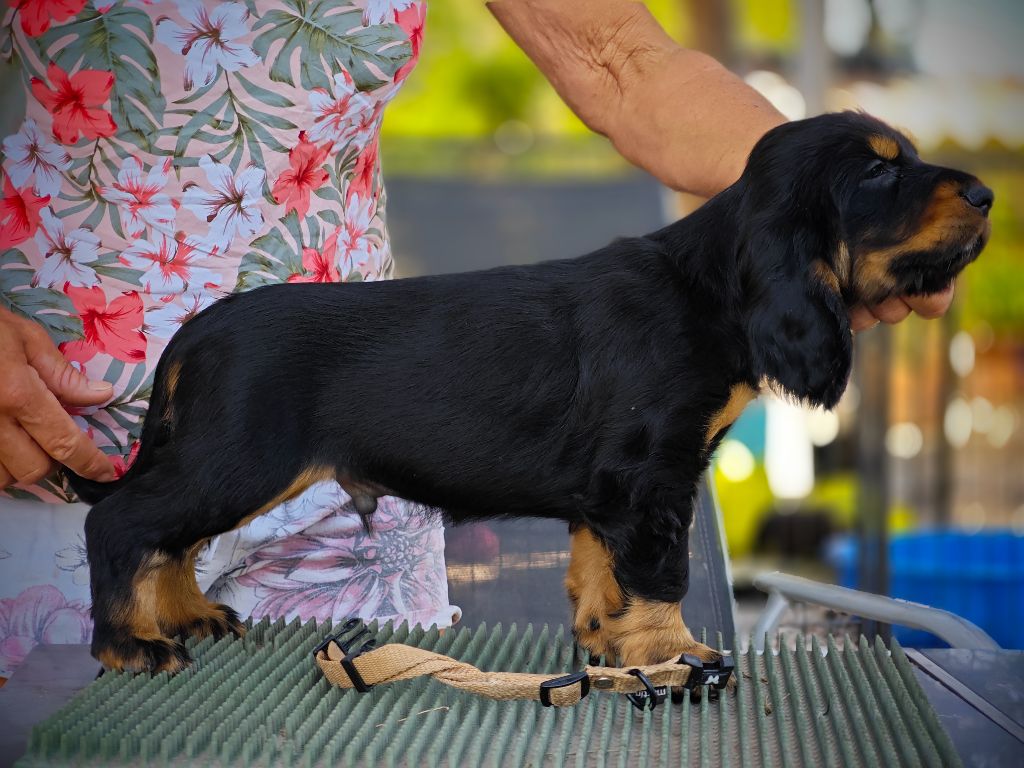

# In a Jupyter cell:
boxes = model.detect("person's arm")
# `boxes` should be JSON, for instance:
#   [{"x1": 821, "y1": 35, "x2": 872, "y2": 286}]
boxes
[
  {"x1": 487, "y1": 0, "x2": 954, "y2": 326},
  {"x1": 487, "y1": 0, "x2": 782, "y2": 197}
]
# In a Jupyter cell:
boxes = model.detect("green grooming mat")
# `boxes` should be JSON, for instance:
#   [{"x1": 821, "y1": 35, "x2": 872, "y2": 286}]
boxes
[{"x1": 17, "y1": 618, "x2": 960, "y2": 767}]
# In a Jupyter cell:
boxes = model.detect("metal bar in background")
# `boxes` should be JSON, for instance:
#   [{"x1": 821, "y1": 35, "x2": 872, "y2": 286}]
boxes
[
  {"x1": 855, "y1": 326, "x2": 892, "y2": 642},
  {"x1": 934, "y1": 310, "x2": 957, "y2": 526},
  {"x1": 680, "y1": 0, "x2": 735, "y2": 66},
  {"x1": 796, "y1": 0, "x2": 829, "y2": 116},
  {"x1": 751, "y1": 571, "x2": 1000, "y2": 651}
]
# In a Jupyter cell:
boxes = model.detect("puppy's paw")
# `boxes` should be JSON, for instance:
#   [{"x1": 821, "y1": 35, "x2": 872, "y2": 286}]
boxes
[
  {"x1": 677, "y1": 639, "x2": 723, "y2": 665},
  {"x1": 94, "y1": 634, "x2": 191, "y2": 675},
  {"x1": 162, "y1": 603, "x2": 246, "y2": 642},
  {"x1": 611, "y1": 603, "x2": 721, "y2": 668},
  {"x1": 211, "y1": 603, "x2": 247, "y2": 639},
  {"x1": 572, "y1": 613, "x2": 617, "y2": 663}
]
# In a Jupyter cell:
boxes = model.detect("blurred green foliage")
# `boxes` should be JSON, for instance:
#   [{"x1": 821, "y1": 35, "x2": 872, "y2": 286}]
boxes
[
  {"x1": 960, "y1": 167, "x2": 1024, "y2": 336},
  {"x1": 714, "y1": 463, "x2": 917, "y2": 557},
  {"x1": 383, "y1": 0, "x2": 684, "y2": 138},
  {"x1": 730, "y1": 0, "x2": 798, "y2": 54}
]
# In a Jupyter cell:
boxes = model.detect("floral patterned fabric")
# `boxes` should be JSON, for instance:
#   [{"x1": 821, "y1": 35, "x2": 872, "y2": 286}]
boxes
[{"x1": 0, "y1": 0, "x2": 458, "y2": 678}]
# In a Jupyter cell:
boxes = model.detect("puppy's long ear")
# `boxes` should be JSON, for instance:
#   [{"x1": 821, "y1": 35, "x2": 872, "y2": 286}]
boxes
[{"x1": 745, "y1": 229, "x2": 853, "y2": 410}]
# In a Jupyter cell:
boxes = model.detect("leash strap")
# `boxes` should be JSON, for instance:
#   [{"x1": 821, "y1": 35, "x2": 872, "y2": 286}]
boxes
[{"x1": 312, "y1": 621, "x2": 733, "y2": 709}]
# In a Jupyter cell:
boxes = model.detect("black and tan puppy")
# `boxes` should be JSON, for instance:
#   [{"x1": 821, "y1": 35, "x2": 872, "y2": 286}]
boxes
[{"x1": 68, "y1": 112, "x2": 992, "y2": 673}]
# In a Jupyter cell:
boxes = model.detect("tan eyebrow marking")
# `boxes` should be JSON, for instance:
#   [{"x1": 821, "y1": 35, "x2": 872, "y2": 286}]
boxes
[{"x1": 869, "y1": 134, "x2": 900, "y2": 161}]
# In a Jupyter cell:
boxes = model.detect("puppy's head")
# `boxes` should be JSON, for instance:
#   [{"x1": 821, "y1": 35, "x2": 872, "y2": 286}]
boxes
[{"x1": 736, "y1": 111, "x2": 992, "y2": 409}]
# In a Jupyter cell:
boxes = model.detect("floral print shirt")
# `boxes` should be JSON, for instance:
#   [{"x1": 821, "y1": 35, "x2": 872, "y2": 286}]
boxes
[
  {"x1": 0, "y1": 0, "x2": 427, "y2": 502},
  {"x1": 0, "y1": 3, "x2": 463, "y2": 675}
]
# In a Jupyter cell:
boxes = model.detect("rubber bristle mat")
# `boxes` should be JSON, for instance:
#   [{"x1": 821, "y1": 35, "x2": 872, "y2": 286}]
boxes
[{"x1": 18, "y1": 619, "x2": 960, "y2": 767}]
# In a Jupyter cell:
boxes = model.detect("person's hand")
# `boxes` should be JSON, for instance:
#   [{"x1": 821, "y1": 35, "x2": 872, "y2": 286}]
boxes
[
  {"x1": 0, "y1": 306, "x2": 117, "y2": 489},
  {"x1": 849, "y1": 284, "x2": 955, "y2": 332}
]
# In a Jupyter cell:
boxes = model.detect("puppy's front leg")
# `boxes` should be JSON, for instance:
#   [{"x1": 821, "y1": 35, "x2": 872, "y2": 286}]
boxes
[
  {"x1": 566, "y1": 523, "x2": 720, "y2": 667},
  {"x1": 565, "y1": 526, "x2": 623, "y2": 660}
]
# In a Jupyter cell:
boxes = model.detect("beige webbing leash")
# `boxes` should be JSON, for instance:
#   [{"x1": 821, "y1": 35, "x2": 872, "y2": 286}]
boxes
[{"x1": 313, "y1": 621, "x2": 734, "y2": 709}]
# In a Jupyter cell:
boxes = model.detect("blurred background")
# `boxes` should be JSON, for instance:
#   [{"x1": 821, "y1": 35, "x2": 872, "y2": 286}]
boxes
[{"x1": 381, "y1": 0, "x2": 1024, "y2": 649}]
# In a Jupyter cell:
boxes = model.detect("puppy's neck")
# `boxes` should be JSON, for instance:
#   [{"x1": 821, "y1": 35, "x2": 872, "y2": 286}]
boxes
[{"x1": 647, "y1": 188, "x2": 745, "y2": 298}]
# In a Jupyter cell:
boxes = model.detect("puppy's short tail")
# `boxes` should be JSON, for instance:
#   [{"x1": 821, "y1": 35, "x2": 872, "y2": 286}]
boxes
[
  {"x1": 64, "y1": 470, "x2": 125, "y2": 504},
  {"x1": 64, "y1": 347, "x2": 179, "y2": 505}
]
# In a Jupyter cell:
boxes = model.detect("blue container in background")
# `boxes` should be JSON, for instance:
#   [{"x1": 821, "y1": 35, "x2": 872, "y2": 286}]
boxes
[{"x1": 826, "y1": 530, "x2": 1024, "y2": 648}]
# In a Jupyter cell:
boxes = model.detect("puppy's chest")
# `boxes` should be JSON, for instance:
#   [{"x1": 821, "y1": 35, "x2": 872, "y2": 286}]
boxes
[
  {"x1": 704, "y1": 383, "x2": 759, "y2": 447},
  {"x1": 607, "y1": 380, "x2": 757, "y2": 470}
]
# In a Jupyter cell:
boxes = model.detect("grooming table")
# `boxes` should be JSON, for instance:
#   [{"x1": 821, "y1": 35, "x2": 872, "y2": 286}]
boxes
[{"x1": 11, "y1": 618, "x2": 962, "y2": 767}]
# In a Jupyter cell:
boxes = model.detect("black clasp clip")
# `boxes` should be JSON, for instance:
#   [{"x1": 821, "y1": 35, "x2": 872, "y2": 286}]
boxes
[
  {"x1": 625, "y1": 668, "x2": 667, "y2": 711},
  {"x1": 312, "y1": 618, "x2": 378, "y2": 693},
  {"x1": 539, "y1": 670, "x2": 591, "y2": 707},
  {"x1": 679, "y1": 653, "x2": 734, "y2": 691}
]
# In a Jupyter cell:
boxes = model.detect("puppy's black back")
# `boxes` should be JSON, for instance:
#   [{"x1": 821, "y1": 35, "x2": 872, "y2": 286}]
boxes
[{"x1": 77, "y1": 229, "x2": 746, "y2": 542}]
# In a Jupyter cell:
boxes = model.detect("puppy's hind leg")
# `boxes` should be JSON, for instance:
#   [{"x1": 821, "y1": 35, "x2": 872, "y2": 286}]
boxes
[
  {"x1": 86, "y1": 489, "x2": 191, "y2": 674},
  {"x1": 153, "y1": 544, "x2": 246, "y2": 644},
  {"x1": 84, "y1": 465, "x2": 230, "y2": 674}
]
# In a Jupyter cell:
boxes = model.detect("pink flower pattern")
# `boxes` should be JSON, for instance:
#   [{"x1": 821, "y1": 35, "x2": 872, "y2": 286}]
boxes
[
  {"x1": 32, "y1": 207, "x2": 100, "y2": 288},
  {"x1": 10, "y1": 0, "x2": 88, "y2": 37},
  {"x1": 29, "y1": 63, "x2": 117, "y2": 145},
  {"x1": 234, "y1": 497, "x2": 448, "y2": 625},
  {"x1": 0, "y1": 172, "x2": 49, "y2": 250},
  {"x1": 307, "y1": 70, "x2": 376, "y2": 151},
  {"x1": 99, "y1": 157, "x2": 176, "y2": 240},
  {"x1": 121, "y1": 232, "x2": 218, "y2": 295},
  {"x1": 288, "y1": 229, "x2": 342, "y2": 283},
  {"x1": 0, "y1": 586, "x2": 91, "y2": 672},
  {"x1": 60, "y1": 285, "x2": 147, "y2": 364},
  {"x1": 271, "y1": 132, "x2": 332, "y2": 220},
  {"x1": 154, "y1": 0, "x2": 261, "y2": 91}
]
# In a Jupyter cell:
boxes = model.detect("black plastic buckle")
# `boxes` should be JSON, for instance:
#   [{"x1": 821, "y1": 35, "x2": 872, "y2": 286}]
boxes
[
  {"x1": 679, "y1": 653, "x2": 734, "y2": 690},
  {"x1": 312, "y1": 618, "x2": 378, "y2": 693},
  {"x1": 539, "y1": 670, "x2": 590, "y2": 707},
  {"x1": 312, "y1": 617, "x2": 362, "y2": 658},
  {"x1": 625, "y1": 668, "x2": 666, "y2": 711}
]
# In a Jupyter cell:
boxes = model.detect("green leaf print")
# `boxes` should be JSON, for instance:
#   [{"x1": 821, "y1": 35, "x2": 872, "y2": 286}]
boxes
[
  {"x1": 170, "y1": 78, "x2": 289, "y2": 178},
  {"x1": 233, "y1": 72, "x2": 296, "y2": 109},
  {"x1": 91, "y1": 250, "x2": 145, "y2": 288},
  {"x1": 0, "y1": 249, "x2": 84, "y2": 343},
  {"x1": 103, "y1": 357, "x2": 125, "y2": 386},
  {"x1": 252, "y1": 0, "x2": 411, "y2": 91},
  {"x1": 36, "y1": 5, "x2": 167, "y2": 154},
  {"x1": 235, "y1": 214, "x2": 305, "y2": 289}
]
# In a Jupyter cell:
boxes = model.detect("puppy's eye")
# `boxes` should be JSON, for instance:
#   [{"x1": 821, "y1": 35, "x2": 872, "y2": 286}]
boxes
[{"x1": 864, "y1": 160, "x2": 889, "y2": 180}]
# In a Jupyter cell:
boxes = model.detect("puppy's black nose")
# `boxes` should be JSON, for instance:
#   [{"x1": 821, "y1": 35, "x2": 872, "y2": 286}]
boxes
[{"x1": 962, "y1": 183, "x2": 994, "y2": 216}]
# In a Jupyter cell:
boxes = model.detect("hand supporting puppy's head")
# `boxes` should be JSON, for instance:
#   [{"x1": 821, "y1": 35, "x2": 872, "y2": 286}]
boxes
[{"x1": 734, "y1": 111, "x2": 991, "y2": 410}]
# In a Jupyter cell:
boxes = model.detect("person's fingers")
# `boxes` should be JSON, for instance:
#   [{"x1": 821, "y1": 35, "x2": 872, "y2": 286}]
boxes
[
  {"x1": 0, "y1": 418, "x2": 56, "y2": 486},
  {"x1": 904, "y1": 284, "x2": 955, "y2": 319},
  {"x1": 19, "y1": 321, "x2": 113, "y2": 407},
  {"x1": 870, "y1": 296, "x2": 912, "y2": 325},
  {"x1": 850, "y1": 304, "x2": 880, "y2": 332},
  {"x1": 12, "y1": 383, "x2": 116, "y2": 482}
]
